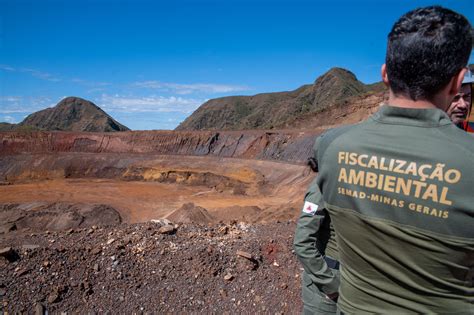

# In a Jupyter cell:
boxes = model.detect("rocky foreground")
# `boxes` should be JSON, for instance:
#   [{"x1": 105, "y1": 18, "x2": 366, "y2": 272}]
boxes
[{"x1": 0, "y1": 221, "x2": 303, "y2": 313}]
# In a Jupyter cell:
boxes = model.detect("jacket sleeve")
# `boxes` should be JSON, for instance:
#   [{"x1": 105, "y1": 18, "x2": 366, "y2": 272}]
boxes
[{"x1": 293, "y1": 136, "x2": 339, "y2": 295}]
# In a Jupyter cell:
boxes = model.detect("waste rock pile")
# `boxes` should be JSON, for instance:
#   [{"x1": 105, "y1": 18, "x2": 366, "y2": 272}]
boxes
[{"x1": 0, "y1": 220, "x2": 303, "y2": 313}]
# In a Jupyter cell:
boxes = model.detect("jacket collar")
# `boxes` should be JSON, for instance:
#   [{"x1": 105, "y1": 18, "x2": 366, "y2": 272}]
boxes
[{"x1": 371, "y1": 105, "x2": 453, "y2": 127}]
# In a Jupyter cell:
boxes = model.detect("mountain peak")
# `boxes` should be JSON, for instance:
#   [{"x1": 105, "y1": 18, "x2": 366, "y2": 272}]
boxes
[
  {"x1": 58, "y1": 96, "x2": 100, "y2": 107},
  {"x1": 19, "y1": 97, "x2": 129, "y2": 132},
  {"x1": 309, "y1": 67, "x2": 366, "y2": 108},
  {"x1": 60, "y1": 96, "x2": 87, "y2": 103},
  {"x1": 315, "y1": 67, "x2": 358, "y2": 84}
]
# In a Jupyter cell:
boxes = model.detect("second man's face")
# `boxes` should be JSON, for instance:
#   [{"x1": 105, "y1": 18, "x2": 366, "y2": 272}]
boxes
[{"x1": 447, "y1": 84, "x2": 471, "y2": 125}]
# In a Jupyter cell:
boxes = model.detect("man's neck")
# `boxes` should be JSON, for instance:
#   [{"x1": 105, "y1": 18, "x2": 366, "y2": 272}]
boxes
[{"x1": 387, "y1": 91, "x2": 445, "y2": 110}]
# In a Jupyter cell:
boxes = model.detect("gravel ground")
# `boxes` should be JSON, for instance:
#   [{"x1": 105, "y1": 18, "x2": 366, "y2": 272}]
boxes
[{"x1": 0, "y1": 221, "x2": 303, "y2": 314}]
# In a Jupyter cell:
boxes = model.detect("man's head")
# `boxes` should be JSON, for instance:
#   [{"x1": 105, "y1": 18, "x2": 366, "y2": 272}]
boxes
[
  {"x1": 383, "y1": 6, "x2": 472, "y2": 104},
  {"x1": 447, "y1": 83, "x2": 472, "y2": 125}
]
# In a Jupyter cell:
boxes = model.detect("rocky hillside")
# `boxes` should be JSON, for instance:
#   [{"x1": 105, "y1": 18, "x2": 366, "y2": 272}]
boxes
[
  {"x1": 4, "y1": 97, "x2": 129, "y2": 132},
  {"x1": 0, "y1": 123, "x2": 18, "y2": 132},
  {"x1": 0, "y1": 123, "x2": 45, "y2": 132},
  {"x1": 176, "y1": 68, "x2": 384, "y2": 130}
]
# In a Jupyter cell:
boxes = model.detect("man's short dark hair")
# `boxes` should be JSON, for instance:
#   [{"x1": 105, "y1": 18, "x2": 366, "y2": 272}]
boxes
[{"x1": 386, "y1": 6, "x2": 472, "y2": 101}]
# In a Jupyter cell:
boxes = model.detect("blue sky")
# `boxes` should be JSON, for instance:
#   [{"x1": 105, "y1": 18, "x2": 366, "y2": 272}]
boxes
[{"x1": 1, "y1": 0, "x2": 473, "y2": 130}]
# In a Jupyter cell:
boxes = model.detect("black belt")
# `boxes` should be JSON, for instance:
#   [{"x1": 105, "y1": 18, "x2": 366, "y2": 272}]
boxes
[{"x1": 324, "y1": 256, "x2": 340, "y2": 270}]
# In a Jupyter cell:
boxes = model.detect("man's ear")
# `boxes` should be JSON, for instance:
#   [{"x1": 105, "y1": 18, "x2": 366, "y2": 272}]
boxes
[
  {"x1": 448, "y1": 68, "x2": 467, "y2": 96},
  {"x1": 381, "y1": 64, "x2": 389, "y2": 87}
]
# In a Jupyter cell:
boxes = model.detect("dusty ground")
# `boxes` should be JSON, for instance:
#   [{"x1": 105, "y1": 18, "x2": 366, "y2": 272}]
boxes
[
  {"x1": 0, "y1": 178, "x2": 304, "y2": 223},
  {"x1": 0, "y1": 220, "x2": 303, "y2": 314},
  {"x1": 0, "y1": 155, "x2": 313, "y2": 224}
]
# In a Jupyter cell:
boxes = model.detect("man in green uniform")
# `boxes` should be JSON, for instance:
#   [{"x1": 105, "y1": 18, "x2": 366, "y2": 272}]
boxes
[{"x1": 305, "y1": 6, "x2": 473, "y2": 313}]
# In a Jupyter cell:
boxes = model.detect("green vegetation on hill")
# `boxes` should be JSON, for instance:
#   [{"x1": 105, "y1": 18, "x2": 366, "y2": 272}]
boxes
[
  {"x1": 0, "y1": 123, "x2": 17, "y2": 131},
  {"x1": 176, "y1": 67, "x2": 382, "y2": 130}
]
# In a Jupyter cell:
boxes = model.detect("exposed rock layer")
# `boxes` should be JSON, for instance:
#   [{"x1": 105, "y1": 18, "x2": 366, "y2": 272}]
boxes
[{"x1": 0, "y1": 130, "x2": 321, "y2": 164}]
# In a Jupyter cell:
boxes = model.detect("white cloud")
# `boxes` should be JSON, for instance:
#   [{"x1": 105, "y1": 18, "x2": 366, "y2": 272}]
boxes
[
  {"x1": 0, "y1": 64, "x2": 61, "y2": 82},
  {"x1": 2, "y1": 115, "x2": 16, "y2": 123},
  {"x1": 132, "y1": 81, "x2": 249, "y2": 95},
  {"x1": 1, "y1": 64, "x2": 114, "y2": 87},
  {"x1": 0, "y1": 64, "x2": 15, "y2": 71},
  {"x1": 71, "y1": 78, "x2": 111, "y2": 87},
  {"x1": 0, "y1": 96, "x2": 22, "y2": 102},
  {"x1": 0, "y1": 96, "x2": 56, "y2": 114},
  {"x1": 97, "y1": 94, "x2": 205, "y2": 114},
  {"x1": 87, "y1": 88, "x2": 107, "y2": 94},
  {"x1": 96, "y1": 82, "x2": 111, "y2": 87},
  {"x1": 20, "y1": 68, "x2": 61, "y2": 82}
]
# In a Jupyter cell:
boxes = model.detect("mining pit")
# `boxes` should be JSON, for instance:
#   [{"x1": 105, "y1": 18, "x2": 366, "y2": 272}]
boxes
[
  {"x1": 0, "y1": 130, "x2": 321, "y2": 313},
  {"x1": 0, "y1": 153, "x2": 313, "y2": 230},
  {"x1": 0, "y1": 130, "x2": 320, "y2": 229}
]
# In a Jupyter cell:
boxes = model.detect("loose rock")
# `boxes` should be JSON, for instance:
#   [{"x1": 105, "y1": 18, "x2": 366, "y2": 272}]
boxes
[
  {"x1": 34, "y1": 302, "x2": 44, "y2": 315},
  {"x1": 158, "y1": 225, "x2": 176, "y2": 235},
  {"x1": 106, "y1": 238, "x2": 115, "y2": 245},
  {"x1": 48, "y1": 292, "x2": 59, "y2": 304},
  {"x1": 151, "y1": 219, "x2": 173, "y2": 225},
  {"x1": 22, "y1": 244, "x2": 40, "y2": 250},
  {"x1": 236, "y1": 250, "x2": 252, "y2": 260},
  {"x1": 15, "y1": 268, "x2": 30, "y2": 276},
  {"x1": 91, "y1": 247, "x2": 102, "y2": 255}
]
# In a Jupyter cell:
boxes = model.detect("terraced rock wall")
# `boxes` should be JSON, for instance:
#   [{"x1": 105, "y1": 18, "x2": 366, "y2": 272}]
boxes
[{"x1": 0, "y1": 130, "x2": 321, "y2": 164}]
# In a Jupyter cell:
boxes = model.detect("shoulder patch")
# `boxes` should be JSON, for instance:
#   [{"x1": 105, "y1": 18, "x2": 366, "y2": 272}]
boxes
[{"x1": 302, "y1": 201, "x2": 318, "y2": 215}]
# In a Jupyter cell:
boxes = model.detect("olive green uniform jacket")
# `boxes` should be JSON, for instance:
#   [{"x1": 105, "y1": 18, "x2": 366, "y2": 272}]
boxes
[
  {"x1": 314, "y1": 105, "x2": 474, "y2": 314},
  {"x1": 294, "y1": 178, "x2": 339, "y2": 314}
]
